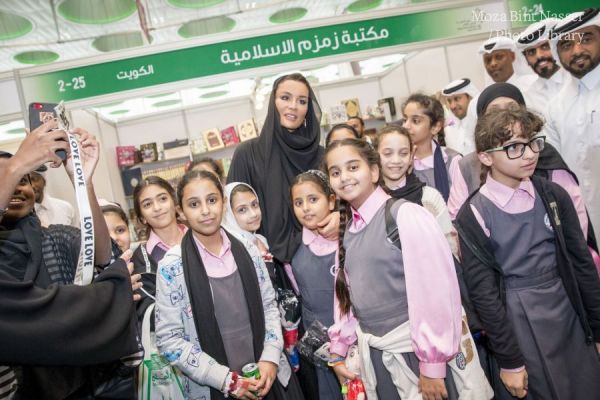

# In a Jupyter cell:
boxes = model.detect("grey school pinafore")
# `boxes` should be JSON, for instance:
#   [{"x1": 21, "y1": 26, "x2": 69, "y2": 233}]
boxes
[
  {"x1": 414, "y1": 147, "x2": 461, "y2": 190},
  {"x1": 458, "y1": 152, "x2": 482, "y2": 194},
  {"x1": 210, "y1": 271, "x2": 255, "y2": 372},
  {"x1": 471, "y1": 191, "x2": 600, "y2": 400},
  {"x1": 344, "y1": 201, "x2": 459, "y2": 399},
  {"x1": 292, "y1": 244, "x2": 342, "y2": 400},
  {"x1": 210, "y1": 270, "x2": 306, "y2": 400}
]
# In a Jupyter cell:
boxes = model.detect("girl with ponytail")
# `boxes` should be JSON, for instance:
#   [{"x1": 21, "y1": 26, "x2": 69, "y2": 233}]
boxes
[
  {"x1": 402, "y1": 94, "x2": 462, "y2": 203},
  {"x1": 324, "y1": 139, "x2": 492, "y2": 399}
]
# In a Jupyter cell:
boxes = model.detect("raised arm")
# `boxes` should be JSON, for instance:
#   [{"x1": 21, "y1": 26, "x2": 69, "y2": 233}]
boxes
[{"x1": 63, "y1": 129, "x2": 111, "y2": 265}]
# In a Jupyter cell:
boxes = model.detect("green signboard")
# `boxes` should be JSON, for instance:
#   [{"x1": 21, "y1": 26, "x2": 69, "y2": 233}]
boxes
[
  {"x1": 20, "y1": 0, "x2": 596, "y2": 104},
  {"x1": 20, "y1": 2, "x2": 506, "y2": 104},
  {"x1": 508, "y1": 0, "x2": 598, "y2": 28}
]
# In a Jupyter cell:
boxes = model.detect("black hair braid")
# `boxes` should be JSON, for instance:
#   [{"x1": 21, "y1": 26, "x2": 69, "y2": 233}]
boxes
[{"x1": 335, "y1": 198, "x2": 353, "y2": 316}]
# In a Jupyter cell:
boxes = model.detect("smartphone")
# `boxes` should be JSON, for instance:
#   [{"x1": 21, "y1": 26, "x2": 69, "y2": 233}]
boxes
[{"x1": 28, "y1": 102, "x2": 67, "y2": 160}]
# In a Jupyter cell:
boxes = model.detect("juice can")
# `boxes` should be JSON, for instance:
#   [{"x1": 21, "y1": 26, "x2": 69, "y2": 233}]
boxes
[{"x1": 241, "y1": 363, "x2": 261, "y2": 380}]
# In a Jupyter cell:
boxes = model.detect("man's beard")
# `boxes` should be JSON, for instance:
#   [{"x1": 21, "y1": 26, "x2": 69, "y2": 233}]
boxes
[
  {"x1": 562, "y1": 53, "x2": 600, "y2": 79},
  {"x1": 532, "y1": 57, "x2": 559, "y2": 78}
]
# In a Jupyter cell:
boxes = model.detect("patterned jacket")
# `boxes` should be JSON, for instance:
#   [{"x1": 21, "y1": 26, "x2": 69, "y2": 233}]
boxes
[{"x1": 155, "y1": 243, "x2": 289, "y2": 399}]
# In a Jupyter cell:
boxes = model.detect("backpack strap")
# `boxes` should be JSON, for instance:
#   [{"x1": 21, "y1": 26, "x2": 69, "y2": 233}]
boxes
[{"x1": 385, "y1": 197, "x2": 406, "y2": 250}]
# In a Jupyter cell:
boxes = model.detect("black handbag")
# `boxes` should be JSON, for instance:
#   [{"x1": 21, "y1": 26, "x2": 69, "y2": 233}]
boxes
[{"x1": 91, "y1": 362, "x2": 136, "y2": 399}]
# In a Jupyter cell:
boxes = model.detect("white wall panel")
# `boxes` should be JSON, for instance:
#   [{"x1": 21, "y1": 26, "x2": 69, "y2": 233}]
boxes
[
  {"x1": 444, "y1": 40, "x2": 487, "y2": 91},
  {"x1": 380, "y1": 64, "x2": 410, "y2": 119},
  {"x1": 184, "y1": 99, "x2": 254, "y2": 140},
  {"x1": 97, "y1": 117, "x2": 126, "y2": 207},
  {"x1": 117, "y1": 112, "x2": 188, "y2": 147},
  {"x1": 404, "y1": 48, "x2": 451, "y2": 95}
]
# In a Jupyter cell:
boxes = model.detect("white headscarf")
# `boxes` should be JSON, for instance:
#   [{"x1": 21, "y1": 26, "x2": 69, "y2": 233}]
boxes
[
  {"x1": 223, "y1": 182, "x2": 269, "y2": 250},
  {"x1": 515, "y1": 18, "x2": 560, "y2": 51}
]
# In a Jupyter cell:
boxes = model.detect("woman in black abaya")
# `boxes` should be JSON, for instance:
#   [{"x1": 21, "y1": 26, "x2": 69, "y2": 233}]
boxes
[
  {"x1": 228, "y1": 73, "x2": 338, "y2": 399},
  {"x1": 228, "y1": 73, "x2": 338, "y2": 264}
]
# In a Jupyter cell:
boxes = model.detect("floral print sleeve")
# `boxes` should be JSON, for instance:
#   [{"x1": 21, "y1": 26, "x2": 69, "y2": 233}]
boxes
[{"x1": 154, "y1": 246, "x2": 229, "y2": 396}]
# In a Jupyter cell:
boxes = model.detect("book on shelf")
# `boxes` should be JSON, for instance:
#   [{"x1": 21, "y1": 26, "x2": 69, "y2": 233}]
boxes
[
  {"x1": 377, "y1": 97, "x2": 396, "y2": 122},
  {"x1": 190, "y1": 138, "x2": 207, "y2": 155},
  {"x1": 377, "y1": 97, "x2": 396, "y2": 118},
  {"x1": 329, "y1": 105, "x2": 347, "y2": 125},
  {"x1": 140, "y1": 142, "x2": 158, "y2": 163},
  {"x1": 220, "y1": 126, "x2": 240, "y2": 147},
  {"x1": 320, "y1": 111, "x2": 330, "y2": 127},
  {"x1": 121, "y1": 167, "x2": 142, "y2": 196},
  {"x1": 221, "y1": 157, "x2": 232, "y2": 176},
  {"x1": 163, "y1": 138, "x2": 190, "y2": 160},
  {"x1": 202, "y1": 128, "x2": 225, "y2": 151},
  {"x1": 342, "y1": 98, "x2": 361, "y2": 118},
  {"x1": 142, "y1": 162, "x2": 187, "y2": 190},
  {"x1": 116, "y1": 146, "x2": 137, "y2": 167},
  {"x1": 237, "y1": 119, "x2": 258, "y2": 142}
]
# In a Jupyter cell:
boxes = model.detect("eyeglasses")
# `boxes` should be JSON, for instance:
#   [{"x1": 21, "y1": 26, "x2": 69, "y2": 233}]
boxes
[{"x1": 485, "y1": 136, "x2": 545, "y2": 159}]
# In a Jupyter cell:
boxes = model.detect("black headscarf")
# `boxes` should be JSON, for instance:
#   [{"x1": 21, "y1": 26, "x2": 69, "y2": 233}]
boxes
[
  {"x1": 181, "y1": 229, "x2": 264, "y2": 399},
  {"x1": 227, "y1": 74, "x2": 323, "y2": 262},
  {"x1": 433, "y1": 141, "x2": 451, "y2": 202},
  {"x1": 389, "y1": 172, "x2": 426, "y2": 206},
  {"x1": 0, "y1": 215, "x2": 47, "y2": 284},
  {"x1": 476, "y1": 82, "x2": 526, "y2": 117}
]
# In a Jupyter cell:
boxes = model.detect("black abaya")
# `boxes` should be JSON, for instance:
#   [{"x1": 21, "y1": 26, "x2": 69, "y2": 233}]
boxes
[{"x1": 227, "y1": 75, "x2": 323, "y2": 263}]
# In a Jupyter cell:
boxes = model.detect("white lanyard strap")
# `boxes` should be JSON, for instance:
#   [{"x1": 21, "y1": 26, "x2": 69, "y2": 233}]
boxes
[
  {"x1": 140, "y1": 243, "x2": 152, "y2": 273},
  {"x1": 68, "y1": 132, "x2": 94, "y2": 286}
]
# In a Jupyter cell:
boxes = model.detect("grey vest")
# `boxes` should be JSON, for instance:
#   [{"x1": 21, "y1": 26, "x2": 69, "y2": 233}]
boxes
[
  {"x1": 414, "y1": 147, "x2": 461, "y2": 189},
  {"x1": 291, "y1": 243, "x2": 336, "y2": 329},
  {"x1": 458, "y1": 152, "x2": 482, "y2": 195},
  {"x1": 210, "y1": 271, "x2": 255, "y2": 371},
  {"x1": 343, "y1": 200, "x2": 408, "y2": 337},
  {"x1": 470, "y1": 190, "x2": 556, "y2": 280}
]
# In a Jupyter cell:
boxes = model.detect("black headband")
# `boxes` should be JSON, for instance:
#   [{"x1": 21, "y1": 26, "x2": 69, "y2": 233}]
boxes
[
  {"x1": 552, "y1": 8, "x2": 599, "y2": 36},
  {"x1": 483, "y1": 42, "x2": 496, "y2": 51},
  {"x1": 442, "y1": 78, "x2": 471, "y2": 95},
  {"x1": 518, "y1": 25, "x2": 546, "y2": 45}
]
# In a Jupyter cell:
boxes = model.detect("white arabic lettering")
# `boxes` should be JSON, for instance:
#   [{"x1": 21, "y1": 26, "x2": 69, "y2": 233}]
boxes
[{"x1": 218, "y1": 25, "x2": 391, "y2": 65}]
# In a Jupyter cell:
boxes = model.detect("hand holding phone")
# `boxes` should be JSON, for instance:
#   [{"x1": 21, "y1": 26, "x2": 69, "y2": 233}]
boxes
[
  {"x1": 12, "y1": 119, "x2": 69, "y2": 173},
  {"x1": 28, "y1": 102, "x2": 67, "y2": 160}
]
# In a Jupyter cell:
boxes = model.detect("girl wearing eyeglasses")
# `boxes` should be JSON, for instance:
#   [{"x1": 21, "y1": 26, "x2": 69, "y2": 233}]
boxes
[
  {"x1": 455, "y1": 108, "x2": 600, "y2": 400},
  {"x1": 448, "y1": 82, "x2": 600, "y2": 273}
]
